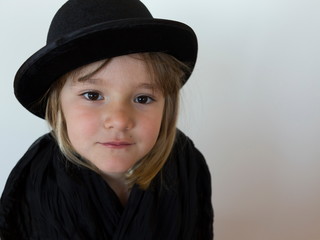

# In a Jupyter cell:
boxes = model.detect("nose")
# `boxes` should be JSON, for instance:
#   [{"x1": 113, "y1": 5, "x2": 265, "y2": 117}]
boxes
[{"x1": 103, "y1": 105, "x2": 134, "y2": 131}]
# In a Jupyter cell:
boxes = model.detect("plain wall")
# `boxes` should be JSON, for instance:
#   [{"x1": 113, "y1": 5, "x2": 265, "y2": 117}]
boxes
[{"x1": 1, "y1": 0, "x2": 320, "y2": 239}]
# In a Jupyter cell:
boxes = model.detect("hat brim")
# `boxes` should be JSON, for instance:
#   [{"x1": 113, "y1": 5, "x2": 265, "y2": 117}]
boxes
[{"x1": 14, "y1": 18, "x2": 198, "y2": 118}]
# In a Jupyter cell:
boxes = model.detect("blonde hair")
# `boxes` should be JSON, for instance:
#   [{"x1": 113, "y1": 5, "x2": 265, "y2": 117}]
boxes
[{"x1": 45, "y1": 52, "x2": 190, "y2": 189}]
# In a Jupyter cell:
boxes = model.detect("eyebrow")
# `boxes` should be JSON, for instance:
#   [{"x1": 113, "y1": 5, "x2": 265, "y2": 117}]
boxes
[
  {"x1": 138, "y1": 83, "x2": 163, "y2": 96},
  {"x1": 137, "y1": 83, "x2": 158, "y2": 90},
  {"x1": 75, "y1": 77, "x2": 159, "y2": 91},
  {"x1": 77, "y1": 77, "x2": 104, "y2": 84}
]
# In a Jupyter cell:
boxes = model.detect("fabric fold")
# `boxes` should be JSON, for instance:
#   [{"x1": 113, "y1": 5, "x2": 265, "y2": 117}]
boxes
[{"x1": 0, "y1": 130, "x2": 213, "y2": 239}]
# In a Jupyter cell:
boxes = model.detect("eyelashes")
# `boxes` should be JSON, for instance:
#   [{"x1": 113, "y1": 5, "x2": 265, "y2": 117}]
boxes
[
  {"x1": 80, "y1": 91, "x2": 156, "y2": 104},
  {"x1": 134, "y1": 95, "x2": 155, "y2": 104},
  {"x1": 82, "y1": 91, "x2": 104, "y2": 101}
]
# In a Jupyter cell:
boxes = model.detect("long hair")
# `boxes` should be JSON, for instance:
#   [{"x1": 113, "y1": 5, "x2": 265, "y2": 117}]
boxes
[{"x1": 45, "y1": 52, "x2": 190, "y2": 189}]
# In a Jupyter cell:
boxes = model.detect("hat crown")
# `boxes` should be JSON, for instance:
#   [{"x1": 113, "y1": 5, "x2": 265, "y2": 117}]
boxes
[{"x1": 47, "y1": 0, "x2": 152, "y2": 43}]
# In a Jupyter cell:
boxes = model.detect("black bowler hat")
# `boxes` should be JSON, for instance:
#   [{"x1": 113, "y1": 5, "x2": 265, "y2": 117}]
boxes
[{"x1": 13, "y1": 0, "x2": 198, "y2": 118}]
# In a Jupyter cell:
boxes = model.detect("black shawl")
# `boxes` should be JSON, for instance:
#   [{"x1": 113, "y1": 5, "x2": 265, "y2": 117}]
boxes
[{"x1": 0, "y1": 130, "x2": 213, "y2": 239}]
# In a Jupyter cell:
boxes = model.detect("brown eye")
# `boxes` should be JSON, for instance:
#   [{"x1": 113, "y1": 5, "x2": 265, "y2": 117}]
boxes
[
  {"x1": 134, "y1": 95, "x2": 154, "y2": 104},
  {"x1": 82, "y1": 92, "x2": 103, "y2": 101}
]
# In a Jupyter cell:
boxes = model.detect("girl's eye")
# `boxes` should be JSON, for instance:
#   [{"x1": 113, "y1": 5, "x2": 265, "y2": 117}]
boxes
[
  {"x1": 134, "y1": 95, "x2": 154, "y2": 104},
  {"x1": 82, "y1": 92, "x2": 104, "y2": 101}
]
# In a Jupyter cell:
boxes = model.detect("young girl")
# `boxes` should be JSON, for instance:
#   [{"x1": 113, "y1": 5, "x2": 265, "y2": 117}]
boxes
[{"x1": 0, "y1": 0, "x2": 213, "y2": 239}]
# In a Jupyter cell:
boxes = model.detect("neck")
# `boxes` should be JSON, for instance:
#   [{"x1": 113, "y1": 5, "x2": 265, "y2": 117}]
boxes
[{"x1": 101, "y1": 172, "x2": 130, "y2": 206}]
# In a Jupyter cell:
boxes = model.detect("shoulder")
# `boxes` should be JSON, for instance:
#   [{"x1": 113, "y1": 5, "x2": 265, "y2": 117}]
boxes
[
  {"x1": 1, "y1": 133, "x2": 57, "y2": 194},
  {"x1": 1, "y1": 132, "x2": 57, "y2": 200},
  {"x1": 159, "y1": 129, "x2": 211, "y2": 189},
  {"x1": 0, "y1": 133, "x2": 57, "y2": 238},
  {"x1": 166, "y1": 129, "x2": 214, "y2": 238},
  {"x1": 172, "y1": 129, "x2": 208, "y2": 173}
]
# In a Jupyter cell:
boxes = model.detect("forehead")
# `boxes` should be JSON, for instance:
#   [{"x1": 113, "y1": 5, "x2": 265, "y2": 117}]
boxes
[{"x1": 70, "y1": 54, "x2": 155, "y2": 85}]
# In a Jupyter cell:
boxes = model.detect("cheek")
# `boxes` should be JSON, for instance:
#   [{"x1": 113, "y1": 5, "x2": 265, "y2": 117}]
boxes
[
  {"x1": 63, "y1": 106, "x2": 100, "y2": 145},
  {"x1": 138, "y1": 110, "x2": 164, "y2": 146}
]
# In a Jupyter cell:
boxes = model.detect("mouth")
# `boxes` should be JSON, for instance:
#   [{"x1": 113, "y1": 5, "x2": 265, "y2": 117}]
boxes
[{"x1": 99, "y1": 141, "x2": 134, "y2": 149}]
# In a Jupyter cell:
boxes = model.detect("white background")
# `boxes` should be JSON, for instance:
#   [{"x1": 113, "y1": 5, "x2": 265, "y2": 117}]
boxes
[{"x1": 1, "y1": 0, "x2": 320, "y2": 239}]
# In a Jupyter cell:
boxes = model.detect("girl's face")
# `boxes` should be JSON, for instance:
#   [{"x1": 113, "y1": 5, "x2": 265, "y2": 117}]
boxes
[{"x1": 60, "y1": 54, "x2": 165, "y2": 176}]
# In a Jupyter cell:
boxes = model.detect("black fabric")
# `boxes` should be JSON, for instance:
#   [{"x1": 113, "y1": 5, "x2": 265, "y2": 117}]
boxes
[{"x1": 0, "y1": 130, "x2": 213, "y2": 239}]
